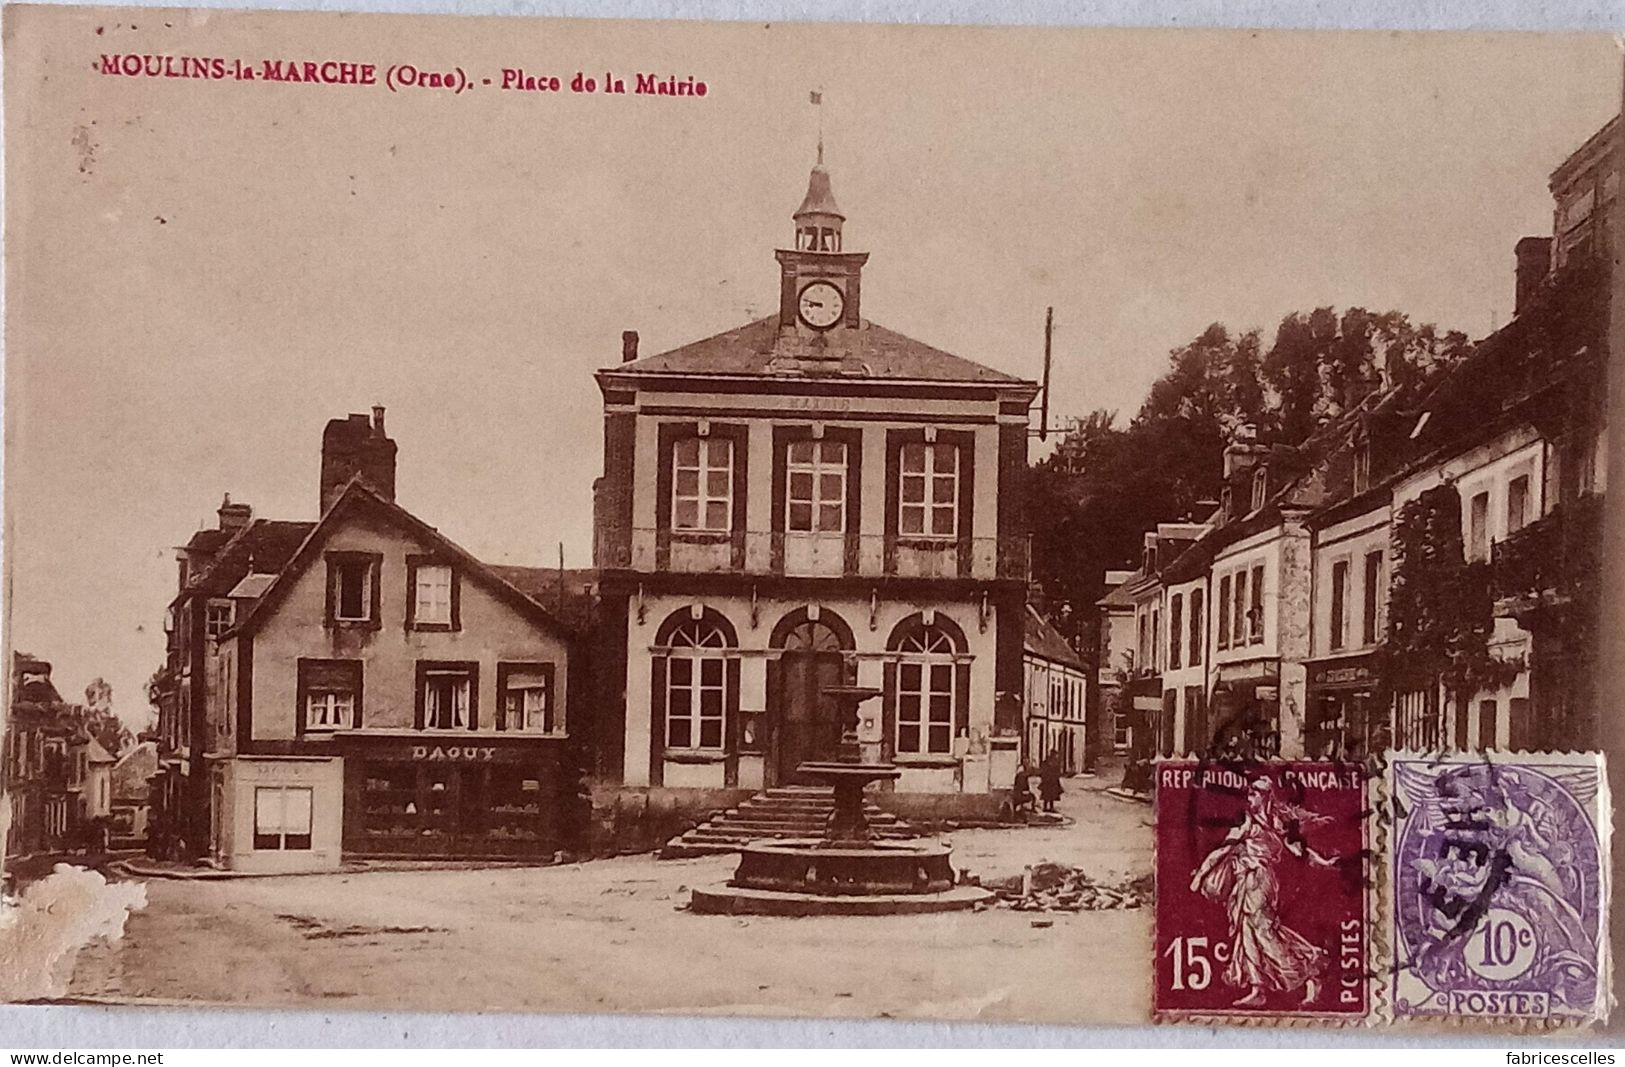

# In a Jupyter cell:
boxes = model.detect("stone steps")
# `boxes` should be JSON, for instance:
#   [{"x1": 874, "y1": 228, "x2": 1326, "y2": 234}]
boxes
[{"x1": 659, "y1": 786, "x2": 917, "y2": 859}]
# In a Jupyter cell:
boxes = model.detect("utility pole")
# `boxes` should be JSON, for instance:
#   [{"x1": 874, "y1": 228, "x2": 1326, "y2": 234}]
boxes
[{"x1": 1040, "y1": 306, "x2": 1054, "y2": 442}]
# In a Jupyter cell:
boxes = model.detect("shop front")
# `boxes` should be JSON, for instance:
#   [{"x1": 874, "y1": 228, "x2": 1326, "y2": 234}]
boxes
[
  {"x1": 1208, "y1": 662, "x2": 1281, "y2": 758},
  {"x1": 1305, "y1": 652, "x2": 1387, "y2": 760},
  {"x1": 340, "y1": 736, "x2": 568, "y2": 859}
]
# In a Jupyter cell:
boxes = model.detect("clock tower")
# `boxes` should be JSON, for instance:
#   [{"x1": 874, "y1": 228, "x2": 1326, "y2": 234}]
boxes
[{"x1": 775, "y1": 154, "x2": 869, "y2": 342}]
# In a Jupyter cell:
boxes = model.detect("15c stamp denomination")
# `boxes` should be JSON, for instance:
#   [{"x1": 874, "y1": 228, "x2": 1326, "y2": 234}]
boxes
[
  {"x1": 1390, "y1": 752, "x2": 1611, "y2": 1027},
  {"x1": 1155, "y1": 761, "x2": 1373, "y2": 1023}
]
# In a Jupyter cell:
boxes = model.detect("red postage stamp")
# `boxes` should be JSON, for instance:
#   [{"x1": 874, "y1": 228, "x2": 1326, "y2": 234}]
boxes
[{"x1": 1154, "y1": 761, "x2": 1373, "y2": 1022}]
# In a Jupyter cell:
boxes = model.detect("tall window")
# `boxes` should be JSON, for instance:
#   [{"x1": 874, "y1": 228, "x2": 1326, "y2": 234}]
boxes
[
  {"x1": 1468, "y1": 491, "x2": 1490, "y2": 561},
  {"x1": 1330, "y1": 559, "x2": 1349, "y2": 651},
  {"x1": 787, "y1": 440, "x2": 846, "y2": 532},
  {"x1": 1189, "y1": 588, "x2": 1204, "y2": 666},
  {"x1": 1217, "y1": 576, "x2": 1232, "y2": 651},
  {"x1": 896, "y1": 624, "x2": 957, "y2": 755},
  {"x1": 1353, "y1": 443, "x2": 1372, "y2": 495},
  {"x1": 412, "y1": 563, "x2": 454, "y2": 627},
  {"x1": 1231, "y1": 569, "x2": 1247, "y2": 647},
  {"x1": 253, "y1": 786, "x2": 312, "y2": 851},
  {"x1": 899, "y1": 442, "x2": 958, "y2": 539},
  {"x1": 330, "y1": 555, "x2": 376, "y2": 623},
  {"x1": 1362, "y1": 550, "x2": 1383, "y2": 646},
  {"x1": 300, "y1": 659, "x2": 360, "y2": 732},
  {"x1": 1251, "y1": 468, "x2": 1269, "y2": 511},
  {"x1": 1507, "y1": 474, "x2": 1530, "y2": 535},
  {"x1": 673, "y1": 437, "x2": 733, "y2": 532},
  {"x1": 666, "y1": 620, "x2": 729, "y2": 749},
  {"x1": 1150, "y1": 607, "x2": 1161, "y2": 672},
  {"x1": 420, "y1": 665, "x2": 475, "y2": 730},
  {"x1": 500, "y1": 664, "x2": 558, "y2": 734},
  {"x1": 1169, "y1": 594, "x2": 1183, "y2": 670},
  {"x1": 1248, "y1": 564, "x2": 1265, "y2": 643}
]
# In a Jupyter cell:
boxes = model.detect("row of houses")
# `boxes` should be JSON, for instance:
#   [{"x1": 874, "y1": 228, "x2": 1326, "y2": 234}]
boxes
[
  {"x1": 4, "y1": 654, "x2": 154, "y2": 861},
  {"x1": 146, "y1": 156, "x2": 1063, "y2": 872},
  {"x1": 1097, "y1": 118, "x2": 1614, "y2": 769}
]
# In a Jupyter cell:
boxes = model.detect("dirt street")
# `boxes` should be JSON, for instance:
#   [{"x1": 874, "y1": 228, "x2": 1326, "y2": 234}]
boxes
[{"x1": 64, "y1": 774, "x2": 1154, "y2": 1023}]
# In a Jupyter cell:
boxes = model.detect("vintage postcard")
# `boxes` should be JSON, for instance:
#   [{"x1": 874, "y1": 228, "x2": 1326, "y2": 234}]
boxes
[{"x1": 1, "y1": 3, "x2": 1620, "y2": 1034}]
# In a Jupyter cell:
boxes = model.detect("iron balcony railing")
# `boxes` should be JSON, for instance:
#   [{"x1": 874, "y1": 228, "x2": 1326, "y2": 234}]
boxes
[{"x1": 594, "y1": 526, "x2": 1031, "y2": 582}]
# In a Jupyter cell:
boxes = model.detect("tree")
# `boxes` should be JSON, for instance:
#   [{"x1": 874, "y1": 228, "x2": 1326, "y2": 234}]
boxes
[
  {"x1": 1026, "y1": 306, "x2": 1469, "y2": 670},
  {"x1": 71, "y1": 677, "x2": 135, "y2": 757}
]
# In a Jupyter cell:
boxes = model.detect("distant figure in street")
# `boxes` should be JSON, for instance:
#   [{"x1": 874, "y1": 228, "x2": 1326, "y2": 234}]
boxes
[
  {"x1": 1011, "y1": 762, "x2": 1036, "y2": 818},
  {"x1": 1039, "y1": 754, "x2": 1064, "y2": 813}
]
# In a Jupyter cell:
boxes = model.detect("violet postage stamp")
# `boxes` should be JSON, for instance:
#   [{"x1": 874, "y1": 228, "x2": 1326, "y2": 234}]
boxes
[{"x1": 1389, "y1": 752, "x2": 1612, "y2": 1027}]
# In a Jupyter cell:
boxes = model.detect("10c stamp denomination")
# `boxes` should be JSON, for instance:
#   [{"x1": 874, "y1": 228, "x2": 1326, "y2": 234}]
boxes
[
  {"x1": 1390, "y1": 752, "x2": 1611, "y2": 1027},
  {"x1": 1155, "y1": 761, "x2": 1373, "y2": 1023}
]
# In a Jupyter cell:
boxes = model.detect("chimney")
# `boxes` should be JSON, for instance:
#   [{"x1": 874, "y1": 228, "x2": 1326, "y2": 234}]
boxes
[
  {"x1": 1514, "y1": 237, "x2": 1552, "y2": 317},
  {"x1": 622, "y1": 330, "x2": 640, "y2": 363},
  {"x1": 1222, "y1": 423, "x2": 1268, "y2": 479},
  {"x1": 217, "y1": 493, "x2": 253, "y2": 532},
  {"x1": 320, "y1": 411, "x2": 398, "y2": 514}
]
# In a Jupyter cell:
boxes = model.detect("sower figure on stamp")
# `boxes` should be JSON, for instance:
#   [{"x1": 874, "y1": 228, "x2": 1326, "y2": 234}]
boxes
[{"x1": 1190, "y1": 775, "x2": 1338, "y2": 1007}]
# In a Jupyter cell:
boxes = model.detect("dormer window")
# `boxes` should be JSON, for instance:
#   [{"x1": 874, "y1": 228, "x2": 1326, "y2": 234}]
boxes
[
  {"x1": 1251, "y1": 467, "x2": 1269, "y2": 511},
  {"x1": 205, "y1": 599, "x2": 235, "y2": 639},
  {"x1": 1353, "y1": 442, "x2": 1372, "y2": 495}
]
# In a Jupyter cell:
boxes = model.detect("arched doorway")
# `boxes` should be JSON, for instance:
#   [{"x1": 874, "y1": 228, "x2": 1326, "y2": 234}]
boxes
[{"x1": 768, "y1": 609, "x2": 855, "y2": 784}]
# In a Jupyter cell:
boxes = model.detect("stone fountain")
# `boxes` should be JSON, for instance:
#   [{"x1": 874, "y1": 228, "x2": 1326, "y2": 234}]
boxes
[{"x1": 690, "y1": 684, "x2": 992, "y2": 916}]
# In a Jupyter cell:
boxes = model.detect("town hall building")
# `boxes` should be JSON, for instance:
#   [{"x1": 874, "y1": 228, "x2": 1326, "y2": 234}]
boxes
[{"x1": 592, "y1": 155, "x2": 1039, "y2": 800}]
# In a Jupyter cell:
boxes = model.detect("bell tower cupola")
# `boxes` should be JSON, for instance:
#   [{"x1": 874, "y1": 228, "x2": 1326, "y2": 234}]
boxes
[
  {"x1": 793, "y1": 149, "x2": 844, "y2": 253},
  {"x1": 776, "y1": 151, "x2": 869, "y2": 338}
]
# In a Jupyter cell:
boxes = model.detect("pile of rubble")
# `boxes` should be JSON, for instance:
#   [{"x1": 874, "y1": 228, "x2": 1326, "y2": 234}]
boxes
[{"x1": 985, "y1": 862, "x2": 1151, "y2": 913}]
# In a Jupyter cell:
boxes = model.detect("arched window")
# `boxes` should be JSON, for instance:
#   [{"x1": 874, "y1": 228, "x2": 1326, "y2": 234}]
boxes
[
  {"x1": 887, "y1": 615, "x2": 966, "y2": 756},
  {"x1": 657, "y1": 611, "x2": 736, "y2": 751}
]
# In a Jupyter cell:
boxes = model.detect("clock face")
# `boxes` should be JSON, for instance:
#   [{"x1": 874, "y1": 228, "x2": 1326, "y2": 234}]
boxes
[{"x1": 797, "y1": 281, "x2": 845, "y2": 330}]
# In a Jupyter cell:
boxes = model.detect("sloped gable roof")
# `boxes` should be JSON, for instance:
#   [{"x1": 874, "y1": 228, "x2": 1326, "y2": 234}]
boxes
[
  {"x1": 191, "y1": 520, "x2": 317, "y2": 600},
  {"x1": 609, "y1": 316, "x2": 1031, "y2": 386},
  {"x1": 232, "y1": 479, "x2": 573, "y2": 640},
  {"x1": 1024, "y1": 607, "x2": 1084, "y2": 669}
]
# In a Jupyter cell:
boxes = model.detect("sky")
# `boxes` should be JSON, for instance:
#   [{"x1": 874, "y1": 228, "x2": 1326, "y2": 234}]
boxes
[{"x1": 4, "y1": 9, "x2": 1620, "y2": 728}]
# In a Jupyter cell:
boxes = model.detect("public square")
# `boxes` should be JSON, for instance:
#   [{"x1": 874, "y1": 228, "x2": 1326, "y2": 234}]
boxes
[{"x1": 62, "y1": 779, "x2": 1151, "y2": 1023}]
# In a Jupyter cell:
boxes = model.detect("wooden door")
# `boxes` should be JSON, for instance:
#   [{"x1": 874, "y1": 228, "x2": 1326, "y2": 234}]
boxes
[{"x1": 778, "y1": 650, "x2": 845, "y2": 782}]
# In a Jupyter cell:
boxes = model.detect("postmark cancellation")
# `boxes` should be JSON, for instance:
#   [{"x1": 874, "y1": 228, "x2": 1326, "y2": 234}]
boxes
[{"x1": 1388, "y1": 751, "x2": 1611, "y2": 1028}]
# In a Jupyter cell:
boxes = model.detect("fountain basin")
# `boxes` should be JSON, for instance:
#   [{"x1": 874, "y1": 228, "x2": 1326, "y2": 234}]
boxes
[
  {"x1": 732, "y1": 838, "x2": 954, "y2": 895},
  {"x1": 689, "y1": 837, "x2": 993, "y2": 916}
]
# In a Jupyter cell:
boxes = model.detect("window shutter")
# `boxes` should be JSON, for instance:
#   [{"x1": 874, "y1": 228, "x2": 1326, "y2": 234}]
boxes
[
  {"x1": 881, "y1": 661, "x2": 897, "y2": 761},
  {"x1": 954, "y1": 662, "x2": 971, "y2": 741},
  {"x1": 649, "y1": 656, "x2": 668, "y2": 786}
]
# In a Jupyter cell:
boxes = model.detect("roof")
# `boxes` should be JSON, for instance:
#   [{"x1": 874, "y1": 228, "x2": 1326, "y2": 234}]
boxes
[
  {"x1": 1097, "y1": 570, "x2": 1149, "y2": 609},
  {"x1": 607, "y1": 315, "x2": 1032, "y2": 387},
  {"x1": 112, "y1": 742, "x2": 158, "y2": 799},
  {"x1": 794, "y1": 163, "x2": 843, "y2": 219},
  {"x1": 1024, "y1": 607, "x2": 1084, "y2": 669},
  {"x1": 183, "y1": 519, "x2": 317, "y2": 603},
  {"x1": 488, "y1": 566, "x2": 598, "y2": 604},
  {"x1": 232, "y1": 478, "x2": 574, "y2": 641},
  {"x1": 85, "y1": 739, "x2": 116, "y2": 764},
  {"x1": 10, "y1": 653, "x2": 63, "y2": 705},
  {"x1": 181, "y1": 527, "x2": 233, "y2": 555},
  {"x1": 226, "y1": 573, "x2": 278, "y2": 600}
]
